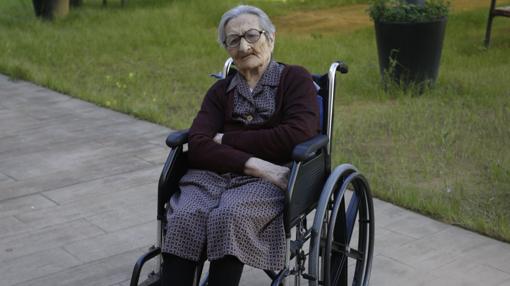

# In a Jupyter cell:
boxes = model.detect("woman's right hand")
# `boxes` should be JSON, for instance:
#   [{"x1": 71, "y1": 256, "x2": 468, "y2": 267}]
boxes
[{"x1": 244, "y1": 157, "x2": 290, "y2": 190}]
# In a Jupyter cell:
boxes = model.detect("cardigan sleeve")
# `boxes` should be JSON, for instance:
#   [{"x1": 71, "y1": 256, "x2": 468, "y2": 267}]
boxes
[
  {"x1": 221, "y1": 66, "x2": 320, "y2": 163},
  {"x1": 187, "y1": 80, "x2": 253, "y2": 174}
]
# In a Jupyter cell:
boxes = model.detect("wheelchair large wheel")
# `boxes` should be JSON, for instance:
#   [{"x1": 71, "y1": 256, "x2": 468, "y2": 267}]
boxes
[{"x1": 308, "y1": 164, "x2": 374, "y2": 286}]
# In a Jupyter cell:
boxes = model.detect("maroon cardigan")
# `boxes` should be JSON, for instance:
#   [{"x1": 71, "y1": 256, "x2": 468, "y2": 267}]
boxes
[{"x1": 187, "y1": 64, "x2": 320, "y2": 174}]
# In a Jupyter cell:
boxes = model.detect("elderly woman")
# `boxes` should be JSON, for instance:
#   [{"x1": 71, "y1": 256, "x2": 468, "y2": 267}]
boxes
[{"x1": 161, "y1": 5, "x2": 320, "y2": 286}]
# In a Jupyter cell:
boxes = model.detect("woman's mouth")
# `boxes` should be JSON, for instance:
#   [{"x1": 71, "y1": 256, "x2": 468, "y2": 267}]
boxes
[{"x1": 240, "y1": 54, "x2": 254, "y2": 60}]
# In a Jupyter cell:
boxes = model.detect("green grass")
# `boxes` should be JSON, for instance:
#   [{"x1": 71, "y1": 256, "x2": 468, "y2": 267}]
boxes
[{"x1": 0, "y1": 0, "x2": 509, "y2": 241}]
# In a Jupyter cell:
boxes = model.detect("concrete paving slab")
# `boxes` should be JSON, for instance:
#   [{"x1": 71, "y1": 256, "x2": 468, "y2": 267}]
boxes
[
  {"x1": 378, "y1": 234, "x2": 460, "y2": 272},
  {"x1": 410, "y1": 226, "x2": 489, "y2": 258},
  {"x1": 373, "y1": 198, "x2": 410, "y2": 223},
  {"x1": 0, "y1": 216, "x2": 26, "y2": 238},
  {"x1": 133, "y1": 145, "x2": 169, "y2": 165},
  {"x1": 379, "y1": 226, "x2": 492, "y2": 273},
  {"x1": 64, "y1": 221, "x2": 155, "y2": 263},
  {"x1": 370, "y1": 254, "x2": 438, "y2": 286},
  {"x1": 381, "y1": 211, "x2": 449, "y2": 239},
  {"x1": 14, "y1": 183, "x2": 157, "y2": 230},
  {"x1": 0, "y1": 153, "x2": 154, "y2": 201},
  {"x1": 0, "y1": 194, "x2": 57, "y2": 218},
  {"x1": 42, "y1": 166, "x2": 160, "y2": 204},
  {"x1": 428, "y1": 261, "x2": 510, "y2": 286},
  {"x1": 455, "y1": 241, "x2": 510, "y2": 274},
  {"x1": 0, "y1": 172, "x2": 15, "y2": 183},
  {"x1": 240, "y1": 267, "x2": 275, "y2": 285},
  {"x1": 86, "y1": 200, "x2": 156, "y2": 232},
  {"x1": 1, "y1": 199, "x2": 155, "y2": 242},
  {"x1": 373, "y1": 227, "x2": 415, "y2": 256},
  {"x1": 13, "y1": 248, "x2": 148, "y2": 286},
  {"x1": 0, "y1": 248, "x2": 80, "y2": 286},
  {"x1": 1, "y1": 75, "x2": 510, "y2": 286},
  {"x1": 0, "y1": 89, "x2": 68, "y2": 110},
  {"x1": 0, "y1": 91, "x2": 86, "y2": 121},
  {"x1": 0, "y1": 139, "x2": 147, "y2": 180},
  {"x1": 0, "y1": 218, "x2": 105, "y2": 262},
  {"x1": 0, "y1": 114, "x2": 134, "y2": 155},
  {"x1": 0, "y1": 109, "x2": 42, "y2": 137}
]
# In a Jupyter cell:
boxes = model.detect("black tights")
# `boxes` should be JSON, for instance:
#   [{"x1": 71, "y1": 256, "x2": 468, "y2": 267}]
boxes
[{"x1": 161, "y1": 253, "x2": 244, "y2": 286}]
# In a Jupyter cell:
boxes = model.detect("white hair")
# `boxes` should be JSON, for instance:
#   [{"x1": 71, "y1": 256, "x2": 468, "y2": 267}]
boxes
[{"x1": 217, "y1": 5, "x2": 276, "y2": 48}]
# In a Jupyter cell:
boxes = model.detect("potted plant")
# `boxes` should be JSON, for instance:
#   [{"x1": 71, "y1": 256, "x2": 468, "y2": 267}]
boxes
[
  {"x1": 32, "y1": 0, "x2": 69, "y2": 20},
  {"x1": 368, "y1": 0, "x2": 449, "y2": 89}
]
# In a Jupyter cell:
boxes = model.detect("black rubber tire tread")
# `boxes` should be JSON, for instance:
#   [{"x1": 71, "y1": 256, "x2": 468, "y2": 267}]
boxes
[{"x1": 308, "y1": 165, "x2": 374, "y2": 286}]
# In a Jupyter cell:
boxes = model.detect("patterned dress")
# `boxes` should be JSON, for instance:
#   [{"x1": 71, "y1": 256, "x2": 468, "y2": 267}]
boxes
[{"x1": 162, "y1": 61, "x2": 287, "y2": 271}]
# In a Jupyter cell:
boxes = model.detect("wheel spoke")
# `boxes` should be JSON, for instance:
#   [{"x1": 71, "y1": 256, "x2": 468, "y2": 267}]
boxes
[
  {"x1": 331, "y1": 254, "x2": 347, "y2": 286},
  {"x1": 345, "y1": 191, "x2": 360, "y2": 243},
  {"x1": 347, "y1": 248, "x2": 364, "y2": 261},
  {"x1": 331, "y1": 241, "x2": 365, "y2": 261},
  {"x1": 330, "y1": 241, "x2": 343, "y2": 254}
]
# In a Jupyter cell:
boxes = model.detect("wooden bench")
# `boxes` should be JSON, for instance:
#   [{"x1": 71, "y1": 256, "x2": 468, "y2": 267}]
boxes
[{"x1": 484, "y1": 0, "x2": 510, "y2": 47}]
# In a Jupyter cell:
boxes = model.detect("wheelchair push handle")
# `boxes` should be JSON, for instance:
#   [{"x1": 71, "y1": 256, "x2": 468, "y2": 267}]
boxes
[
  {"x1": 333, "y1": 60, "x2": 348, "y2": 74},
  {"x1": 325, "y1": 60, "x2": 348, "y2": 158}
]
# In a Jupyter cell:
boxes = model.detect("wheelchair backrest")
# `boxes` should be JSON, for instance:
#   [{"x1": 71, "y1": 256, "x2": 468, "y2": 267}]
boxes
[
  {"x1": 312, "y1": 74, "x2": 329, "y2": 133},
  {"x1": 220, "y1": 58, "x2": 347, "y2": 155}
]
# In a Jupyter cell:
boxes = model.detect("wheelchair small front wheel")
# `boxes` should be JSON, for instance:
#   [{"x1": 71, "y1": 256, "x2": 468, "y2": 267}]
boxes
[{"x1": 308, "y1": 165, "x2": 375, "y2": 286}]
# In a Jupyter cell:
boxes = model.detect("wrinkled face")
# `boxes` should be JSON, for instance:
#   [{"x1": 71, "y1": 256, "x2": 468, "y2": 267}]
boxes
[{"x1": 224, "y1": 14, "x2": 274, "y2": 75}]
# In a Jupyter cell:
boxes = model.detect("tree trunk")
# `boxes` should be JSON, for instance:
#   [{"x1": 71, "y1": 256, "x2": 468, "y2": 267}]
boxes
[{"x1": 51, "y1": 0, "x2": 69, "y2": 17}]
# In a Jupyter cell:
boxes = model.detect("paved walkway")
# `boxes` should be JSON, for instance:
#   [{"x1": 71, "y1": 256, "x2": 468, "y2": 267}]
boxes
[{"x1": 0, "y1": 74, "x2": 509, "y2": 286}]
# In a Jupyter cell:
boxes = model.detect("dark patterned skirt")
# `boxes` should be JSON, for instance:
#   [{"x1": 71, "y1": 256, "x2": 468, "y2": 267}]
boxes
[{"x1": 161, "y1": 169, "x2": 286, "y2": 271}]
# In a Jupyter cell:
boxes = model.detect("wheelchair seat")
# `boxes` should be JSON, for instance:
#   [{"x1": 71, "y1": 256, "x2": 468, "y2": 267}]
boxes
[{"x1": 130, "y1": 59, "x2": 375, "y2": 286}]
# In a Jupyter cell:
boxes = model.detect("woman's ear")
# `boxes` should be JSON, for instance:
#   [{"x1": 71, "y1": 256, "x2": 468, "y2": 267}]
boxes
[{"x1": 269, "y1": 32, "x2": 276, "y2": 52}]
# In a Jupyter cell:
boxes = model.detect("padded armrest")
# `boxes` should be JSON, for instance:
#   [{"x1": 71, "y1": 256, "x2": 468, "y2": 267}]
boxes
[
  {"x1": 166, "y1": 129, "x2": 189, "y2": 148},
  {"x1": 291, "y1": 134, "x2": 329, "y2": 162}
]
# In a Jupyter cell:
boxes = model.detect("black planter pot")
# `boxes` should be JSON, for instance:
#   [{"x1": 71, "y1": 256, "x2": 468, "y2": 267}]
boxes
[
  {"x1": 32, "y1": 0, "x2": 69, "y2": 20},
  {"x1": 70, "y1": 0, "x2": 83, "y2": 7},
  {"x1": 374, "y1": 18, "x2": 447, "y2": 88},
  {"x1": 32, "y1": 0, "x2": 45, "y2": 17}
]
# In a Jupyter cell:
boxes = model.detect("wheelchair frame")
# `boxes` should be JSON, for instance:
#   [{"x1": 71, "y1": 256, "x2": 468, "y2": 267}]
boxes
[{"x1": 130, "y1": 59, "x2": 375, "y2": 286}]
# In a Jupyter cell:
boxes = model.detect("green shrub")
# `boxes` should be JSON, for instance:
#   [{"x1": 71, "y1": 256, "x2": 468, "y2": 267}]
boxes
[{"x1": 368, "y1": 0, "x2": 449, "y2": 22}]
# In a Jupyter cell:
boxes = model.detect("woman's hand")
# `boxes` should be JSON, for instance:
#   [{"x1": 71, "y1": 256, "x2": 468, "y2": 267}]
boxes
[
  {"x1": 217, "y1": 132, "x2": 289, "y2": 189},
  {"x1": 244, "y1": 157, "x2": 290, "y2": 190},
  {"x1": 213, "y1": 133, "x2": 224, "y2": 144}
]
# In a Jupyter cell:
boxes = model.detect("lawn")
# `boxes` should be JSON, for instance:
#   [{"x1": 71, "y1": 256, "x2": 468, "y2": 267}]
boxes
[{"x1": 0, "y1": 0, "x2": 509, "y2": 241}]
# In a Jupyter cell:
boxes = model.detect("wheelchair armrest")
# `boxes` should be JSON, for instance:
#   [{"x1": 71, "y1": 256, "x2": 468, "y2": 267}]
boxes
[
  {"x1": 166, "y1": 129, "x2": 189, "y2": 148},
  {"x1": 291, "y1": 135, "x2": 329, "y2": 162},
  {"x1": 130, "y1": 246, "x2": 161, "y2": 286}
]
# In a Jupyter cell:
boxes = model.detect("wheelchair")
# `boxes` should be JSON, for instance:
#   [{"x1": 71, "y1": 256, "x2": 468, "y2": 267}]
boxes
[{"x1": 130, "y1": 58, "x2": 375, "y2": 286}]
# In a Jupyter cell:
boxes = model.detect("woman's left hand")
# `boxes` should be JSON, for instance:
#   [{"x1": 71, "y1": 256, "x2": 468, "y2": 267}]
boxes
[
  {"x1": 244, "y1": 157, "x2": 290, "y2": 190},
  {"x1": 213, "y1": 133, "x2": 224, "y2": 144}
]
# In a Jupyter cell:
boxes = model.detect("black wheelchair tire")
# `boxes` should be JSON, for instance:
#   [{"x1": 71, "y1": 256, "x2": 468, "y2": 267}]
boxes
[{"x1": 308, "y1": 164, "x2": 375, "y2": 286}]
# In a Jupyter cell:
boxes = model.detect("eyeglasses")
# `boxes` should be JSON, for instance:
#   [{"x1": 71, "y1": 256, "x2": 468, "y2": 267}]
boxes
[{"x1": 224, "y1": 29, "x2": 266, "y2": 48}]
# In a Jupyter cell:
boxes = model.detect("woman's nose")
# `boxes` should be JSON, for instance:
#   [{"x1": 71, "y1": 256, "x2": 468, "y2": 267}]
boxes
[{"x1": 238, "y1": 37, "x2": 251, "y2": 52}]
